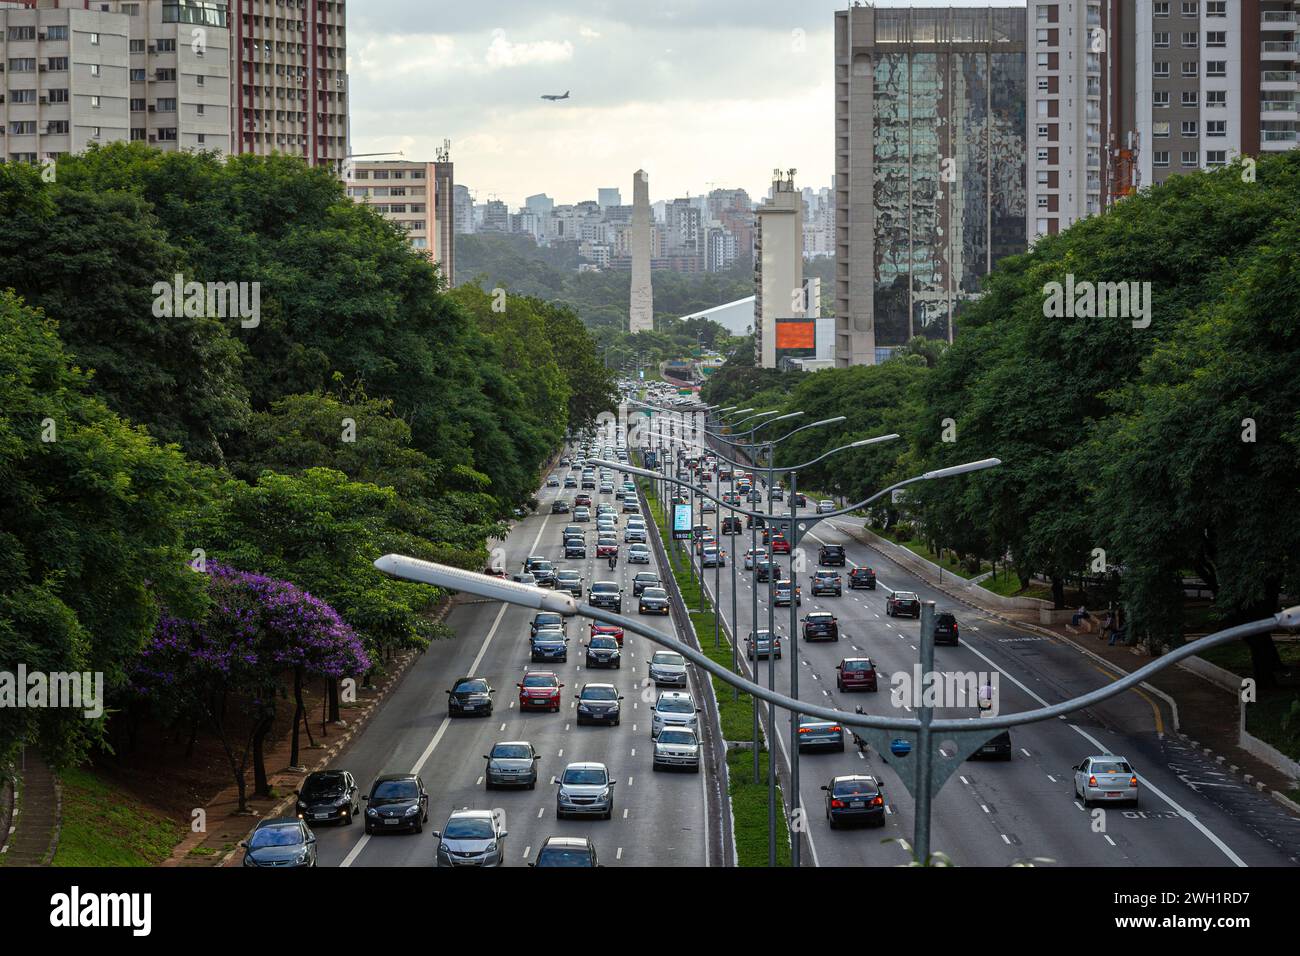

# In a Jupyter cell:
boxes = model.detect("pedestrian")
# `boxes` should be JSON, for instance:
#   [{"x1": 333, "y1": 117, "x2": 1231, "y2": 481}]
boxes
[
  {"x1": 1071, "y1": 605, "x2": 1091, "y2": 627},
  {"x1": 1099, "y1": 611, "x2": 1114, "y2": 642}
]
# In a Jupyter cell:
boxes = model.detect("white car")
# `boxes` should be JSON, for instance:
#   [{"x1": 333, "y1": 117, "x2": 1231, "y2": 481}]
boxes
[
  {"x1": 744, "y1": 548, "x2": 769, "y2": 571},
  {"x1": 817, "y1": 499, "x2": 835, "y2": 514},
  {"x1": 627, "y1": 543, "x2": 652, "y2": 564},
  {"x1": 652, "y1": 727, "x2": 700, "y2": 772},
  {"x1": 1073, "y1": 755, "x2": 1139, "y2": 807},
  {"x1": 650, "y1": 691, "x2": 699, "y2": 739}
]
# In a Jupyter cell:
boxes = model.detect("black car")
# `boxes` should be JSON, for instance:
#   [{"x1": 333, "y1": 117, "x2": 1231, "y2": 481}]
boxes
[
  {"x1": 886, "y1": 591, "x2": 921, "y2": 618},
  {"x1": 362, "y1": 774, "x2": 429, "y2": 834},
  {"x1": 564, "y1": 537, "x2": 587, "y2": 559},
  {"x1": 241, "y1": 818, "x2": 317, "y2": 867},
  {"x1": 822, "y1": 775, "x2": 885, "y2": 829},
  {"x1": 818, "y1": 544, "x2": 846, "y2": 566},
  {"x1": 530, "y1": 629, "x2": 569, "y2": 663},
  {"x1": 802, "y1": 612, "x2": 840, "y2": 642},
  {"x1": 632, "y1": 572, "x2": 661, "y2": 596},
  {"x1": 971, "y1": 729, "x2": 1013, "y2": 760},
  {"x1": 811, "y1": 571, "x2": 842, "y2": 596},
  {"x1": 447, "y1": 676, "x2": 494, "y2": 716},
  {"x1": 532, "y1": 836, "x2": 600, "y2": 867},
  {"x1": 295, "y1": 769, "x2": 360, "y2": 826},
  {"x1": 721, "y1": 516, "x2": 742, "y2": 535},
  {"x1": 551, "y1": 500, "x2": 570, "y2": 514},
  {"x1": 588, "y1": 581, "x2": 623, "y2": 612},
  {"x1": 755, "y1": 560, "x2": 783, "y2": 583},
  {"x1": 848, "y1": 566, "x2": 877, "y2": 589},
  {"x1": 530, "y1": 611, "x2": 565, "y2": 637},
  {"x1": 585, "y1": 635, "x2": 622, "y2": 669},
  {"x1": 575, "y1": 683, "x2": 623, "y2": 725},
  {"x1": 934, "y1": 611, "x2": 960, "y2": 645},
  {"x1": 555, "y1": 571, "x2": 583, "y2": 598},
  {"x1": 747, "y1": 513, "x2": 766, "y2": 529},
  {"x1": 529, "y1": 561, "x2": 557, "y2": 588}
]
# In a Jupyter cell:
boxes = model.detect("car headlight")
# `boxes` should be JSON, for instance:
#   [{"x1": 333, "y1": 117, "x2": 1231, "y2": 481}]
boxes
[
  {"x1": 404, "y1": 805, "x2": 420, "y2": 815},
  {"x1": 439, "y1": 843, "x2": 450, "y2": 853},
  {"x1": 296, "y1": 851, "x2": 310, "y2": 863},
  {"x1": 366, "y1": 808, "x2": 378, "y2": 817},
  {"x1": 335, "y1": 796, "x2": 351, "y2": 807}
]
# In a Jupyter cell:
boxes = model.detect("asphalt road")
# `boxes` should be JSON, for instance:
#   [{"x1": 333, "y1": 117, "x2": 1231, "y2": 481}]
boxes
[
  {"x1": 308, "y1": 438, "x2": 712, "y2": 867},
  {"x1": 645, "y1": 407, "x2": 1299, "y2": 868}
]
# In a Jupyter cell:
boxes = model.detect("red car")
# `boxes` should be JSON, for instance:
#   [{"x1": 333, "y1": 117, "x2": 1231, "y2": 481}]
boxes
[
  {"x1": 517, "y1": 672, "x2": 564, "y2": 711},
  {"x1": 836, "y1": 658, "x2": 878, "y2": 692},
  {"x1": 590, "y1": 623, "x2": 625, "y2": 648},
  {"x1": 596, "y1": 540, "x2": 618, "y2": 558},
  {"x1": 574, "y1": 493, "x2": 592, "y2": 507},
  {"x1": 770, "y1": 534, "x2": 791, "y2": 554}
]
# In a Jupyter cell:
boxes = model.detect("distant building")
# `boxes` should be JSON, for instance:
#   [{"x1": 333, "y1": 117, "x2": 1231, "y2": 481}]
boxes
[
  {"x1": 348, "y1": 159, "x2": 454, "y2": 283},
  {"x1": 482, "y1": 199, "x2": 510, "y2": 232},
  {"x1": 629, "y1": 169, "x2": 654, "y2": 333},
  {"x1": 753, "y1": 171, "x2": 804, "y2": 369},
  {"x1": 597, "y1": 186, "x2": 621, "y2": 209},
  {"x1": 452, "y1": 184, "x2": 474, "y2": 234}
]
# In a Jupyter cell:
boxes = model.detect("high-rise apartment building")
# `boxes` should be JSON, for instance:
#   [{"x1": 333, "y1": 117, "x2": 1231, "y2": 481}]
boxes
[
  {"x1": 347, "y1": 158, "x2": 454, "y2": 283},
  {"x1": 597, "y1": 186, "x2": 620, "y2": 209},
  {"x1": 753, "y1": 171, "x2": 804, "y2": 369},
  {"x1": 229, "y1": 0, "x2": 348, "y2": 172},
  {"x1": 1027, "y1": 1, "x2": 1108, "y2": 241},
  {"x1": 452, "y1": 183, "x2": 473, "y2": 234},
  {"x1": 834, "y1": 5, "x2": 1027, "y2": 366}
]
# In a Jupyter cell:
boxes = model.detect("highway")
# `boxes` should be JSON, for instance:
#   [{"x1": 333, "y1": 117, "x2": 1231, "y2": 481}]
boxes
[
  {"x1": 642, "y1": 404, "x2": 1300, "y2": 868},
  {"x1": 308, "y1": 437, "x2": 715, "y2": 867}
]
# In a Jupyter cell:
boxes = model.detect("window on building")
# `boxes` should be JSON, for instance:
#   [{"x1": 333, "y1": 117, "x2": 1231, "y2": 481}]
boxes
[
  {"x1": 1206, "y1": 1, "x2": 1226, "y2": 16},
  {"x1": 1153, "y1": 1, "x2": 1170, "y2": 15},
  {"x1": 1206, "y1": 120, "x2": 1227, "y2": 137},
  {"x1": 45, "y1": 25, "x2": 68, "y2": 41},
  {"x1": 1206, "y1": 90, "x2": 1227, "y2": 107},
  {"x1": 1153, "y1": 151, "x2": 1170, "y2": 167},
  {"x1": 1181, "y1": 120, "x2": 1198, "y2": 137},
  {"x1": 1153, "y1": 61, "x2": 1170, "y2": 78},
  {"x1": 1182, "y1": 90, "x2": 1198, "y2": 107},
  {"x1": 131, "y1": 68, "x2": 146, "y2": 81},
  {"x1": 1182, "y1": 61, "x2": 1198, "y2": 77},
  {"x1": 48, "y1": 89, "x2": 69, "y2": 104},
  {"x1": 89, "y1": 64, "x2": 101, "y2": 77},
  {"x1": 131, "y1": 39, "x2": 146, "y2": 53},
  {"x1": 1181, "y1": 32, "x2": 1198, "y2": 48},
  {"x1": 1181, "y1": 1, "x2": 1198, "y2": 14},
  {"x1": 1153, "y1": 121, "x2": 1171, "y2": 138},
  {"x1": 156, "y1": 39, "x2": 177, "y2": 53},
  {"x1": 131, "y1": 128, "x2": 147, "y2": 141},
  {"x1": 90, "y1": 32, "x2": 101, "y2": 46},
  {"x1": 1205, "y1": 32, "x2": 1226, "y2": 48},
  {"x1": 1153, "y1": 32, "x2": 1170, "y2": 48},
  {"x1": 130, "y1": 98, "x2": 146, "y2": 112},
  {"x1": 1181, "y1": 151, "x2": 1198, "y2": 166},
  {"x1": 1154, "y1": 91, "x2": 1170, "y2": 108},
  {"x1": 1205, "y1": 150, "x2": 1227, "y2": 167}
]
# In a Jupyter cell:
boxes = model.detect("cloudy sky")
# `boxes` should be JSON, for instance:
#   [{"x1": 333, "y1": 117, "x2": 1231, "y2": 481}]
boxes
[{"x1": 349, "y1": 1, "x2": 1024, "y2": 208}]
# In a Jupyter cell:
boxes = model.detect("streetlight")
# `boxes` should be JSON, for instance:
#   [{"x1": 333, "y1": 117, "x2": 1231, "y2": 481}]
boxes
[{"x1": 375, "y1": 554, "x2": 1300, "y2": 867}]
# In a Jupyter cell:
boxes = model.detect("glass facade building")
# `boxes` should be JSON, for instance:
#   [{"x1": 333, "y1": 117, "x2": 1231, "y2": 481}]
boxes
[{"x1": 836, "y1": 7, "x2": 1027, "y2": 363}]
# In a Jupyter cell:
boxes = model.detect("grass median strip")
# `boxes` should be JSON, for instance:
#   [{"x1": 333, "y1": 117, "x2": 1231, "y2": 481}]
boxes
[{"x1": 637, "y1": 473, "x2": 792, "y2": 865}]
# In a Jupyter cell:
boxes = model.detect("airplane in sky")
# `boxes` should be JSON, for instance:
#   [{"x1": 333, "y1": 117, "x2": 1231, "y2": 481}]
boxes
[{"x1": 540, "y1": 90, "x2": 570, "y2": 101}]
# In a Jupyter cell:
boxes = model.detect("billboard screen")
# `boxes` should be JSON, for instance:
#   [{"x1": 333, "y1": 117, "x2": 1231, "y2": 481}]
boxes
[
  {"x1": 775, "y1": 319, "x2": 816, "y2": 351},
  {"x1": 672, "y1": 503, "x2": 693, "y2": 540}
]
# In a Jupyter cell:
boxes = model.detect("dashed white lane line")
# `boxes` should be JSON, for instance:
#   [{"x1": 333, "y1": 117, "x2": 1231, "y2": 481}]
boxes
[
  {"x1": 523, "y1": 846, "x2": 531, "y2": 859},
  {"x1": 1001, "y1": 834, "x2": 1012, "y2": 845},
  {"x1": 1104, "y1": 835, "x2": 1117, "y2": 847},
  {"x1": 623, "y1": 808, "x2": 630, "y2": 819},
  {"x1": 959, "y1": 776, "x2": 970, "y2": 786},
  {"x1": 475, "y1": 775, "x2": 484, "y2": 786},
  {"x1": 537, "y1": 807, "x2": 544, "y2": 819},
  {"x1": 616, "y1": 847, "x2": 624, "y2": 860}
]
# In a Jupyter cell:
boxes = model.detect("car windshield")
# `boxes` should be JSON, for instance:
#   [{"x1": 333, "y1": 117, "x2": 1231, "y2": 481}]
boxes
[
  {"x1": 809, "y1": 614, "x2": 832, "y2": 622},
  {"x1": 658, "y1": 729, "x2": 695, "y2": 745},
  {"x1": 522, "y1": 676, "x2": 555, "y2": 688},
  {"x1": 302, "y1": 772, "x2": 346, "y2": 797},
  {"x1": 592, "y1": 583, "x2": 617, "y2": 593},
  {"x1": 562, "y1": 768, "x2": 607, "y2": 785},
  {"x1": 643, "y1": 588, "x2": 667, "y2": 598},
  {"x1": 652, "y1": 652, "x2": 684, "y2": 666},
  {"x1": 582, "y1": 687, "x2": 618, "y2": 701},
  {"x1": 657, "y1": 698, "x2": 693, "y2": 714},
  {"x1": 534, "y1": 631, "x2": 563, "y2": 643},
  {"x1": 843, "y1": 660, "x2": 871, "y2": 672},
  {"x1": 896, "y1": 592, "x2": 918, "y2": 600},
  {"x1": 249, "y1": 825, "x2": 303, "y2": 848},
  {"x1": 750, "y1": 630, "x2": 770, "y2": 641},
  {"x1": 371, "y1": 779, "x2": 418, "y2": 800},
  {"x1": 833, "y1": 780, "x2": 877, "y2": 796},
  {"x1": 533, "y1": 561, "x2": 552, "y2": 571},
  {"x1": 558, "y1": 572, "x2": 579, "y2": 581},
  {"x1": 454, "y1": 679, "x2": 488, "y2": 693},
  {"x1": 591, "y1": 637, "x2": 617, "y2": 649},
  {"x1": 535, "y1": 847, "x2": 593, "y2": 867},
  {"x1": 1091, "y1": 761, "x2": 1132, "y2": 774},
  {"x1": 444, "y1": 817, "x2": 495, "y2": 840},
  {"x1": 491, "y1": 744, "x2": 533, "y2": 761}
]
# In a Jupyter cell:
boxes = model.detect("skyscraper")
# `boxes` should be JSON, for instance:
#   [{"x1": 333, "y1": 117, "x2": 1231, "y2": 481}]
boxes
[
  {"x1": 629, "y1": 169, "x2": 654, "y2": 333},
  {"x1": 754, "y1": 171, "x2": 804, "y2": 369},
  {"x1": 834, "y1": 5, "x2": 1028, "y2": 366}
]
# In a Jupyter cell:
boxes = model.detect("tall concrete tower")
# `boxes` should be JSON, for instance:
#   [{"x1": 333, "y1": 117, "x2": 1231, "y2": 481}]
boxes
[{"x1": 629, "y1": 169, "x2": 654, "y2": 333}]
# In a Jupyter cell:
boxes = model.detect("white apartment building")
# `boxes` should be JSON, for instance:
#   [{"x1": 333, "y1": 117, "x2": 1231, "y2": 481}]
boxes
[{"x1": 347, "y1": 158, "x2": 454, "y2": 282}]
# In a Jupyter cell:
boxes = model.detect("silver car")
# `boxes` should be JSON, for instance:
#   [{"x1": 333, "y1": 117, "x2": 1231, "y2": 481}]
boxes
[
  {"x1": 653, "y1": 727, "x2": 701, "y2": 772},
  {"x1": 797, "y1": 719, "x2": 845, "y2": 752},
  {"x1": 648, "y1": 650, "x2": 688, "y2": 686},
  {"x1": 746, "y1": 629, "x2": 782, "y2": 660},
  {"x1": 651, "y1": 691, "x2": 699, "y2": 738},
  {"x1": 1073, "y1": 755, "x2": 1139, "y2": 807},
  {"x1": 627, "y1": 543, "x2": 652, "y2": 564},
  {"x1": 744, "y1": 548, "x2": 769, "y2": 571},
  {"x1": 556, "y1": 762, "x2": 617, "y2": 819},
  {"x1": 433, "y1": 809, "x2": 507, "y2": 867},
  {"x1": 484, "y1": 741, "x2": 540, "y2": 789},
  {"x1": 817, "y1": 499, "x2": 835, "y2": 514}
]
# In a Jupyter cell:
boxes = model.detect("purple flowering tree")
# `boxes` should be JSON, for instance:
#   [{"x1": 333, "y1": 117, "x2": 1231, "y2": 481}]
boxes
[{"x1": 135, "y1": 564, "x2": 370, "y2": 812}]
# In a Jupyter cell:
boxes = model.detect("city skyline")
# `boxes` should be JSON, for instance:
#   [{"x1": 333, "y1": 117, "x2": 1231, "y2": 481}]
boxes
[{"x1": 349, "y1": 0, "x2": 1028, "y2": 208}]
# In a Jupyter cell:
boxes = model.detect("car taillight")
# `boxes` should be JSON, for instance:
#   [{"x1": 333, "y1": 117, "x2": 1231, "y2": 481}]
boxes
[
  {"x1": 830, "y1": 799, "x2": 845, "y2": 808},
  {"x1": 1129, "y1": 776, "x2": 1138, "y2": 788},
  {"x1": 871, "y1": 796, "x2": 884, "y2": 806},
  {"x1": 798, "y1": 727, "x2": 811, "y2": 734},
  {"x1": 1089, "y1": 775, "x2": 1098, "y2": 787},
  {"x1": 829, "y1": 725, "x2": 842, "y2": 733}
]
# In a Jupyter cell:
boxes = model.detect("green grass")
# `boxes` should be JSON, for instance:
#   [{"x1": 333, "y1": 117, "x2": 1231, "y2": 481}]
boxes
[
  {"x1": 726, "y1": 748, "x2": 792, "y2": 867},
  {"x1": 51, "y1": 767, "x2": 188, "y2": 867},
  {"x1": 1198, "y1": 640, "x2": 1300, "y2": 678},
  {"x1": 1198, "y1": 643, "x2": 1300, "y2": 762},
  {"x1": 980, "y1": 568, "x2": 1055, "y2": 600}
]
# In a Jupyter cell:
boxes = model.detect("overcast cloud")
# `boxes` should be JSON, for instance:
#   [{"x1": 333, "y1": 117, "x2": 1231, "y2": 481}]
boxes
[{"x1": 349, "y1": 1, "x2": 1025, "y2": 207}]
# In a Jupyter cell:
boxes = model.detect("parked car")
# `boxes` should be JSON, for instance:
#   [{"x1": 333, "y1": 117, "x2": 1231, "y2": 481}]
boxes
[
  {"x1": 848, "y1": 567, "x2": 877, "y2": 590},
  {"x1": 484, "y1": 740, "x2": 541, "y2": 789},
  {"x1": 835, "y1": 658, "x2": 878, "y2": 692},
  {"x1": 822, "y1": 775, "x2": 885, "y2": 829},
  {"x1": 801, "y1": 611, "x2": 839, "y2": 641},
  {"x1": 811, "y1": 570, "x2": 842, "y2": 596},
  {"x1": 432, "y1": 809, "x2": 508, "y2": 868},
  {"x1": 294, "y1": 770, "x2": 360, "y2": 826},
  {"x1": 361, "y1": 774, "x2": 429, "y2": 834},
  {"x1": 886, "y1": 590, "x2": 921, "y2": 618},
  {"x1": 241, "y1": 818, "x2": 317, "y2": 867},
  {"x1": 818, "y1": 544, "x2": 846, "y2": 566}
]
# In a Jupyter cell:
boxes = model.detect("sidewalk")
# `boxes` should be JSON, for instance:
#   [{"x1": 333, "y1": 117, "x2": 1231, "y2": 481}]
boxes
[
  {"x1": 835, "y1": 521, "x2": 1300, "y2": 809},
  {"x1": 0, "y1": 750, "x2": 61, "y2": 866}
]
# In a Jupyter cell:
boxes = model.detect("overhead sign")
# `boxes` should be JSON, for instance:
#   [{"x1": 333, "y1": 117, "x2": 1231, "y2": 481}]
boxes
[
  {"x1": 644, "y1": 450, "x2": 658, "y2": 469},
  {"x1": 672, "y1": 503, "x2": 693, "y2": 540}
]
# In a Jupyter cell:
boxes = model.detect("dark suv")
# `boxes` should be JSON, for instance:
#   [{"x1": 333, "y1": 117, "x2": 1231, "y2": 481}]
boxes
[
  {"x1": 848, "y1": 567, "x2": 877, "y2": 590},
  {"x1": 811, "y1": 571, "x2": 842, "y2": 596},
  {"x1": 818, "y1": 544, "x2": 846, "y2": 566},
  {"x1": 755, "y1": 560, "x2": 783, "y2": 583},
  {"x1": 588, "y1": 581, "x2": 623, "y2": 612},
  {"x1": 802, "y1": 612, "x2": 839, "y2": 642},
  {"x1": 886, "y1": 591, "x2": 921, "y2": 618},
  {"x1": 933, "y1": 611, "x2": 960, "y2": 645}
]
